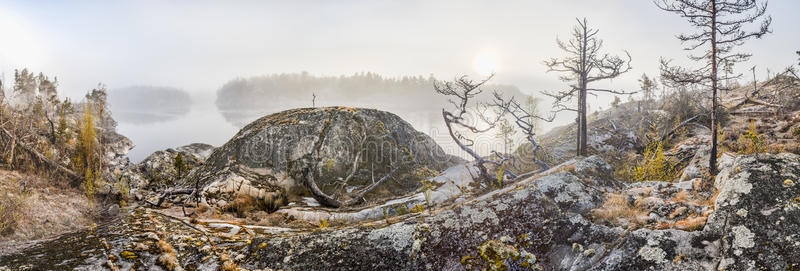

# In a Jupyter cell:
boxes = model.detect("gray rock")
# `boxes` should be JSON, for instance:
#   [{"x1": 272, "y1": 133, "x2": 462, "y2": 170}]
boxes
[
  {"x1": 191, "y1": 107, "x2": 463, "y2": 210},
  {"x1": 119, "y1": 143, "x2": 215, "y2": 192},
  {"x1": 5, "y1": 154, "x2": 800, "y2": 271}
]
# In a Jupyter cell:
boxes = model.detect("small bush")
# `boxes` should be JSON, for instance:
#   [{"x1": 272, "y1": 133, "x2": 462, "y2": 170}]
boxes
[
  {"x1": 736, "y1": 120, "x2": 766, "y2": 154},
  {"x1": 626, "y1": 137, "x2": 681, "y2": 183}
]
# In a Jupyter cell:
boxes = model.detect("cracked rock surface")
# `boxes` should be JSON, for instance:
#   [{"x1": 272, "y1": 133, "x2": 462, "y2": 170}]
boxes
[{"x1": 3, "y1": 154, "x2": 798, "y2": 270}]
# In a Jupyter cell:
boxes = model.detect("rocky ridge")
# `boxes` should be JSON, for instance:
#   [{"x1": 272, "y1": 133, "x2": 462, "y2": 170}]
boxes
[{"x1": 3, "y1": 153, "x2": 799, "y2": 270}]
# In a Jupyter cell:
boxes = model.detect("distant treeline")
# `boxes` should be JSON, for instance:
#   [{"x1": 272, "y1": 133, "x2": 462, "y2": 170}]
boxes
[{"x1": 214, "y1": 72, "x2": 531, "y2": 126}]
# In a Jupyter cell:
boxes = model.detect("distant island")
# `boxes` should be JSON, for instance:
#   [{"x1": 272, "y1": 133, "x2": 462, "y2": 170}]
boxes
[
  {"x1": 109, "y1": 86, "x2": 192, "y2": 124},
  {"x1": 214, "y1": 71, "x2": 536, "y2": 127}
]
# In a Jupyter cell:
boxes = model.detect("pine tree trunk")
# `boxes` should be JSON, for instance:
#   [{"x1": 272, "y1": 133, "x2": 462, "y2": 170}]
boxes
[
  {"x1": 577, "y1": 22, "x2": 589, "y2": 157},
  {"x1": 580, "y1": 86, "x2": 588, "y2": 156},
  {"x1": 709, "y1": 0, "x2": 719, "y2": 176}
]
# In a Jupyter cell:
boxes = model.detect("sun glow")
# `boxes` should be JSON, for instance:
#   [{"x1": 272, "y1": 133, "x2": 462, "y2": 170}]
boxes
[{"x1": 473, "y1": 50, "x2": 501, "y2": 76}]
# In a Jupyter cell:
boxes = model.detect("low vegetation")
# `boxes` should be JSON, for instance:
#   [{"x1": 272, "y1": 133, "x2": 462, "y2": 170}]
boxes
[
  {"x1": 0, "y1": 69, "x2": 115, "y2": 240},
  {"x1": 0, "y1": 180, "x2": 26, "y2": 236}
]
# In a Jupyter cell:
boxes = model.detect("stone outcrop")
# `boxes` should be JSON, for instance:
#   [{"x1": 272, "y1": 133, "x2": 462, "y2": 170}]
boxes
[
  {"x1": 4, "y1": 153, "x2": 799, "y2": 270},
  {"x1": 118, "y1": 143, "x2": 215, "y2": 192},
  {"x1": 189, "y1": 107, "x2": 461, "y2": 210}
]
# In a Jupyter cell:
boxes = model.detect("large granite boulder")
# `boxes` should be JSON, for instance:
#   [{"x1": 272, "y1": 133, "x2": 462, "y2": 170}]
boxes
[{"x1": 190, "y1": 107, "x2": 461, "y2": 210}]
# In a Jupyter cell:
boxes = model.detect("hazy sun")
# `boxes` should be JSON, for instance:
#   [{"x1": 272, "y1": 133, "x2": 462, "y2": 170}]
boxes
[{"x1": 473, "y1": 50, "x2": 500, "y2": 76}]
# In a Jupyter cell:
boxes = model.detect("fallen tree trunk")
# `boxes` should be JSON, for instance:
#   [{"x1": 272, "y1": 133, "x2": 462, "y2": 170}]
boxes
[
  {"x1": 145, "y1": 188, "x2": 195, "y2": 207},
  {"x1": 0, "y1": 127, "x2": 83, "y2": 183},
  {"x1": 303, "y1": 166, "x2": 398, "y2": 208},
  {"x1": 660, "y1": 115, "x2": 700, "y2": 141}
]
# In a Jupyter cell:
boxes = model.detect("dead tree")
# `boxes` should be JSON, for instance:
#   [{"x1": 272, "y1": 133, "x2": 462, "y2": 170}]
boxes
[
  {"x1": 434, "y1": 75, "x2": 510, "y2": 186},
  {"x1": 491, "y1": 92, "x2": 555, "y2": 176},
  {"x1": 543, "y1": 18, "x2": 633, "y2": 157},
  {"x1": 656, "y1": 0, "x2": 772, "y2": 175},
  {"x1": 301, "y1": 116, "x2": 409, "y2": 208}
]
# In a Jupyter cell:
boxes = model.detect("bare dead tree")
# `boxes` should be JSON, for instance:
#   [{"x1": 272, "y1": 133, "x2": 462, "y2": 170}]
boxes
[
  {"x1": 655, "y1": 0, "x2": 771, "y2": 175},
  {"x1": 491, "y1": 92, "x2": 555, "y2": 176},
  {"x1": 301, "y1": 114, "x2": 411, "y2": 208},
  {"x1": 543, "y1": 18, "x2": 634, "y2": 157},
  {"x1": 434, "y1": 75, "x2": 510, "y2": 186}
]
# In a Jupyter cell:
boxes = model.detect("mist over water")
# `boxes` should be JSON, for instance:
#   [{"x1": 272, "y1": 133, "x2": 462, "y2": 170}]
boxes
[
  {"x1": 116, "y1": 92, "x2": 238, "y2": 162},
  {"x1": 114, "y1": 73, "x2": 526, "y2": 163}
]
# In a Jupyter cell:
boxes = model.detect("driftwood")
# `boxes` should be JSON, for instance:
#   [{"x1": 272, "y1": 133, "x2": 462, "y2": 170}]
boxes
[
  {"x1": 145, "y1": 189, "x2": 195, "y2": 207},
  {"x1": 0, "y1": 127, "x2": 83, "y2": 183}
]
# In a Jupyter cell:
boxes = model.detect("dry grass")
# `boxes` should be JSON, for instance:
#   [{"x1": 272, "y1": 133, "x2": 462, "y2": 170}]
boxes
[
  {"x1": 655, "y1": 214, "x2": 709, "y2": 231},
  {"x1": 670, "y1": 190, "x2": 690, "y2": 203},
  {"x1": 157, "y1": 238, "x2": 180, "y2": 271},
  {"x1": 224, "y1": 192, "x2": 287, "y2": 217},
  {"x1": 590, "y1": 193, "x2": 648, "y2": 227},
  {"x1": 0, "y1": 170, "x2": 92, "y2": 241},
  {"x1": 672, "y1": 215, "x2": 708, "y2": 231},
  {"x1": 220, "y1": 253, "x2": 240, "y2": 271}
]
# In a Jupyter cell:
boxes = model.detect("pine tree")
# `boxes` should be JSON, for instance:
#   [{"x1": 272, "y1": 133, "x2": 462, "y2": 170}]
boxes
[
  {"x1": 638, "y1": 74, "x2": 658, "y2": 105},
  {"x1": 174, "y1": 152, "x2": 187, "y2": 179},
  {"x1": 656, "y1": 0, "x2": 771, "y2": 175},
  {"x1": 76, "y1": 103, "x2": 99, "y2": 200}
]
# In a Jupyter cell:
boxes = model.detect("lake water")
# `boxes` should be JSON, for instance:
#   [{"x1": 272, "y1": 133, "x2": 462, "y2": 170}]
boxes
[{"x1": 116, "y1": 93, "x2": 239, "y2": 162}]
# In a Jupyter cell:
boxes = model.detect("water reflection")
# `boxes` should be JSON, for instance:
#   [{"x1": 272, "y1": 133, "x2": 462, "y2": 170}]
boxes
[
  {"x1": 116, "y1": 92, "x2": 237, "y2": 163},
  {"x1": 109, "y1": 86, "x2": 192, "y2": 124}
]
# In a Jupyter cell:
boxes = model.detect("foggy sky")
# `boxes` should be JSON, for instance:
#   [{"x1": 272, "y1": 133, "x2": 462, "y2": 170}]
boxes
[{"x1": 1, "y1": 0, "x2": 798, "y2": 115}]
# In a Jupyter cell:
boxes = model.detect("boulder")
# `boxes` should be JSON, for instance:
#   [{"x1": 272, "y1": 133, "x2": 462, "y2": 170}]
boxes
[
  {"x1": 119, "y1": 143, "x2": 215, "y2": 191},
  {"x1": 190, "y1": 107, "x2": 461, "y2": 210},
  {"x1": 139, "y1": 143, "x2": 214, "y2": 184}
]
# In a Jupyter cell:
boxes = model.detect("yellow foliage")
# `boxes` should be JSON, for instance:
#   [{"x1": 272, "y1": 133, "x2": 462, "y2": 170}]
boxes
[
  {"x1": 630, "y1": 139, "x2": 680, "y2": 182},
  {"x1": 420, "y1": 178, "x2": 436, "y2": 207},
  {"x1": 318, "y1": 219, "x2": 329, "y2": 228},
  {"x1": 622, "y1": 120, "x2": 682, "y2": 183},
  {"x1": 736, "y1": 120, "x2": 766, "y2": 154},
  {"x1": 75, "y1": 103, "x2": 101, "y2": 201},
  {"x1": 410, "y1": 203, "x2": 426, "y2": 213},
  {"x1": 120, "y1": 250, "x2": 137, "y2": 259}
]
